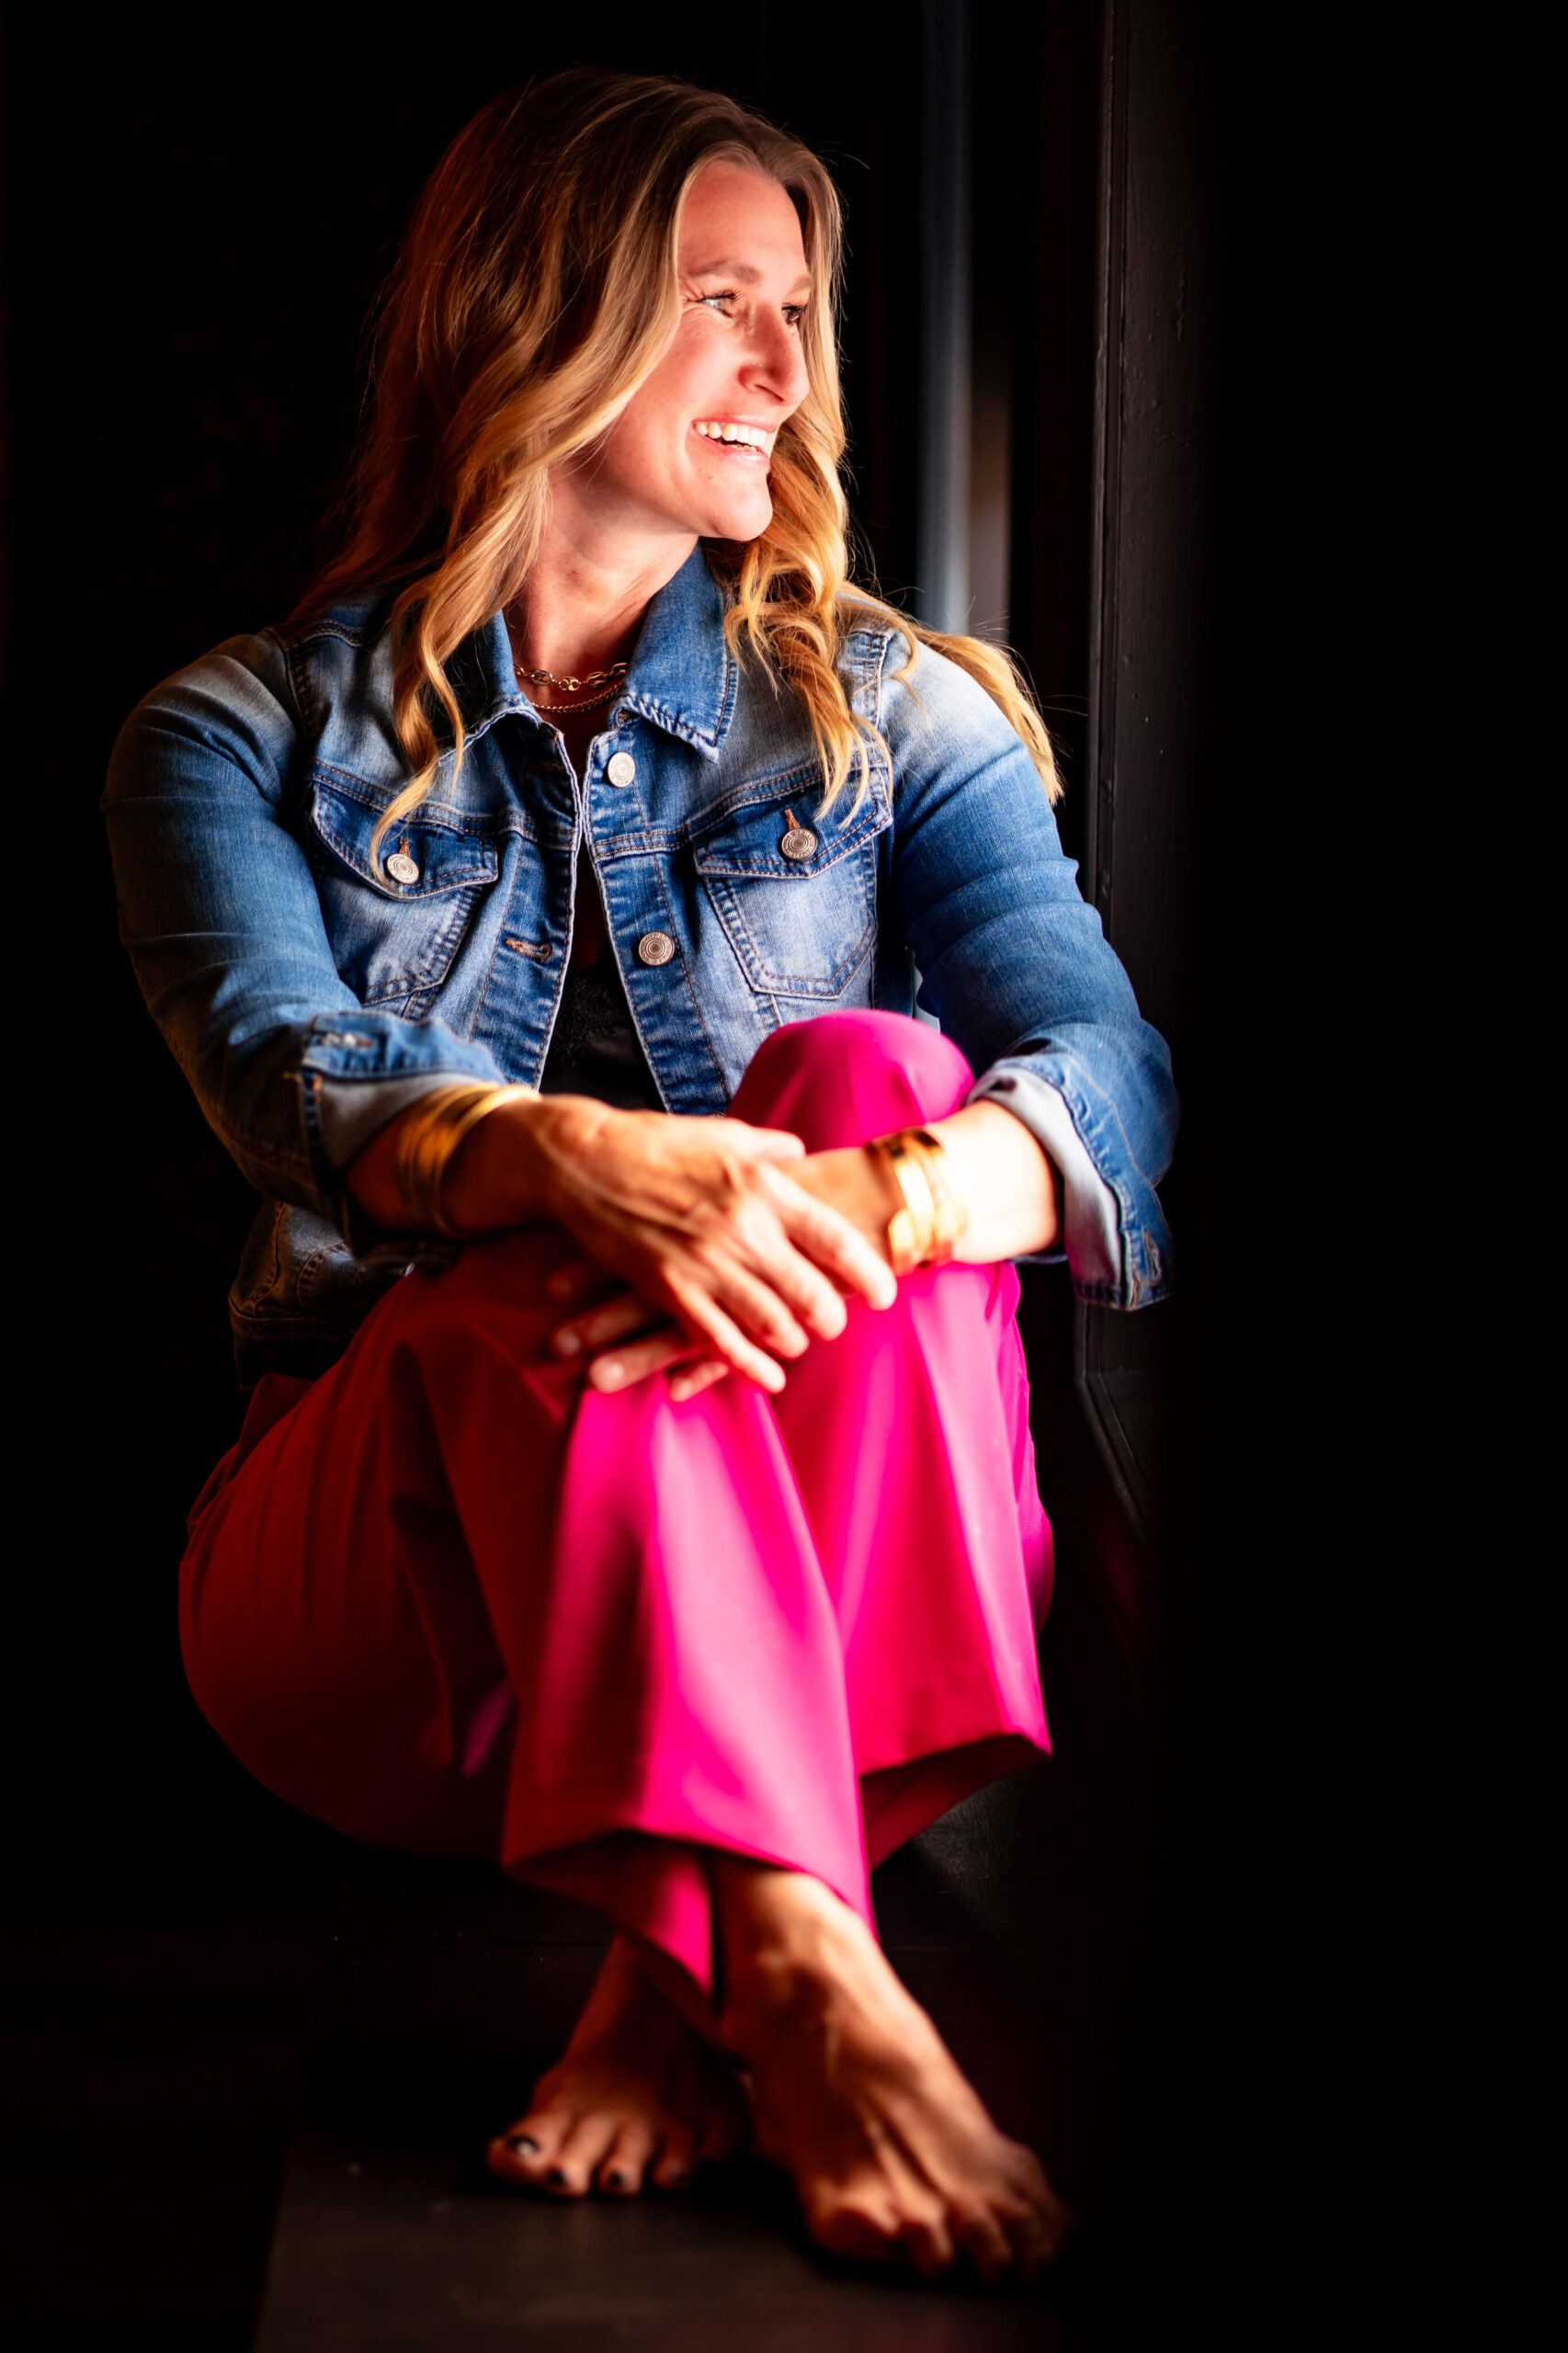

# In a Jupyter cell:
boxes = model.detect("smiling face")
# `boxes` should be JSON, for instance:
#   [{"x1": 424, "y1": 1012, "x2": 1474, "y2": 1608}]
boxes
[{"x1": 561, "y1": 160, "x2": 813, "y2": 554}]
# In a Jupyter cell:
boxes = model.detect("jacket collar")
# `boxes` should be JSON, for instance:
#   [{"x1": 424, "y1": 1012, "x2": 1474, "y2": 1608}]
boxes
[
  {"x1": 617, "y1": 546, "x2": 737, "y2": 758},
  {"x1": 463, "y1": 546, "x2": 738, "y2": 759}
]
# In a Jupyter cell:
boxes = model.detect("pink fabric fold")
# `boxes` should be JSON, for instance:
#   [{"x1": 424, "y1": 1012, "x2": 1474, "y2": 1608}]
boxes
[{"x1": 180, "y1": 1012, "x2": 1051, "y2": 1999}]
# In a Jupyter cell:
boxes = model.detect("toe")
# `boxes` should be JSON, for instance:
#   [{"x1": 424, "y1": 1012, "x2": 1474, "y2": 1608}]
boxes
[
  {"x1": 804, "y1": 2183, "x2": 903, "y2": 2266},
  {"x1": 596, "y1": 2120, "x2": 658, "y2": 2197},
  {"x1": 544, "y1": 2113, "x2": 619, "y2": 2197},
  {"x1": 651, "y1": 2121, "x2": 695, "y2": 2191},
  {"x1": 994, "y1": 2145, "x2": 1069, "y2": 2275},
  {"x1": 950, "y1": 2199, "x2": 1014, "y2": 2284},
  {"x1": 882, "y1": 2149, "x2": 954, "y2": 2279},
  {"x1": 487, "y1": 2106, "x2": 572, "y2": 2188},
  {"x1": 898, "y1": 2205, "x2": 955, "y2": 2279},
  {"x1": 1000, "y1": 2188, "x2": 1068, "y2": 2279}
]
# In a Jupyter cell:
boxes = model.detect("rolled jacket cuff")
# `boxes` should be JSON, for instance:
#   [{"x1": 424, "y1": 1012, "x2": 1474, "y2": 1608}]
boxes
[
  {"x1": 309, "y1": 1071, "x2": 487, "y2": 1176},
  {"x1": 966, "y1": 1063, "x2": 1127, "y2": 1297},
  {"x1": 295, "y1": 1017, "x2": 508, "y2": 1254}
]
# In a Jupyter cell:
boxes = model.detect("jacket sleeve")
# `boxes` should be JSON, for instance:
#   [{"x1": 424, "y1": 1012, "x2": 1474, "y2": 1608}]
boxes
[
  {"x1": 877, "y1": 634, "x2": 1178, "y2": 1309},
  {"x1": 102, "y1": 631, "x2": 506, "y2": 1224}
]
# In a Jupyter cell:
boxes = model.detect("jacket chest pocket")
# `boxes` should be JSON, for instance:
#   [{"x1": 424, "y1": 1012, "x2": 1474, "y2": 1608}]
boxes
[
  {"x1": 692, "y1": 776, "x2": 890, "y2": 999},
  {"x1": 307, "y1": 774, "x2": 499, "y2": 1005}
]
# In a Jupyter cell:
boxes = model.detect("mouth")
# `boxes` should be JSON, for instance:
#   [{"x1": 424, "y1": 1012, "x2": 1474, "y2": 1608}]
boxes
[{"x1": 692, "y1": 419, "x2": 772, "y2": 460}]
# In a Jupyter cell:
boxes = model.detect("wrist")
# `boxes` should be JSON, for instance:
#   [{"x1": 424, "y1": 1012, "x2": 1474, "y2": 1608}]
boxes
[
  {"x1": 441, "y1": 1091, "x2": 615, "y2": 1233},
  {"x1": 868, "y1": 1126, "x2": 970, "y2": 1274}
]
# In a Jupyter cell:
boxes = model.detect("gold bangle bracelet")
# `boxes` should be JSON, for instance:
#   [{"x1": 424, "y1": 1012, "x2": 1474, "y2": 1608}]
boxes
[
  {"x1": 897, "y1": 1128, "x2": 969, "y2": 1259},
  {"x1": 870, "y1": 1125, "x2": 969, "y2": 1275},
  {"x1": 395, "y1": 1082, "x2": 538, "y2": 1237}
]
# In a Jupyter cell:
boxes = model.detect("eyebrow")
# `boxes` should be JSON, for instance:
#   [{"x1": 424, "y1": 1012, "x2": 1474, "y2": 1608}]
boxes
[{"x1": 687, "y1": 257, "x2": 813, "y2": 296}]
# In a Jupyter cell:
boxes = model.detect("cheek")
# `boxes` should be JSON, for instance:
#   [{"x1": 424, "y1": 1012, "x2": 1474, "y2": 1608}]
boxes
[{"x1": 599, "y1": 408, "x2": 674, "y2": 491}]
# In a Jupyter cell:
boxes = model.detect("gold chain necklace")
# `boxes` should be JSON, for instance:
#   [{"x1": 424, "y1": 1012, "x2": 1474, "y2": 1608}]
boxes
[
  {"x1": 514, "y1": 657, "x2": 629, "y2": 692},
  {"x1": 527, "y1": 676, "x2": 623, "y2": 714},
  {"x1": 506, "y1": 609, "x2": 629, "y2": 711}
]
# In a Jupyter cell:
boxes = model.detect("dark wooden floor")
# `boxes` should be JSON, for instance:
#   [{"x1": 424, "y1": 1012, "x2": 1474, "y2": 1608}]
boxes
[{"x1": 2, "y1": 1631, "x2": 1151, "y2": 2351}]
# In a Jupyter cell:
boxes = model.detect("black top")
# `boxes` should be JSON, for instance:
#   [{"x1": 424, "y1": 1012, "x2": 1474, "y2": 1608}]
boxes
[{"x1": 538, "y1": 952, "x2": 665, "y2": 1113}]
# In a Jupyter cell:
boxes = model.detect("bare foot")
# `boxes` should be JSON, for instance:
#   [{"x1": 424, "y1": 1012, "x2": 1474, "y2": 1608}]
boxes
[
  {"x1": 487, "y1": 1935, "x2": 747, "y2": 2198},
  {"x1": 715, "y1": 1863, "x2": 1070, "y2": 2280}
]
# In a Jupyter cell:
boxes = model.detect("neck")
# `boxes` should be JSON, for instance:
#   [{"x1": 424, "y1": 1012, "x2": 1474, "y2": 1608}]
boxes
[{"x1": 511, "y1": 505, "x2": 698, "y2": 681}]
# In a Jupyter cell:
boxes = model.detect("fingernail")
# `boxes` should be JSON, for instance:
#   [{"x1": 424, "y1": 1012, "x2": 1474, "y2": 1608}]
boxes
[
  {"x1": 506, "y1": 2133, "x2": 540, "y2": 2154},
  {"x1": 597, "y1": 1359, "x2": 623, "y2": 1388},
  {"x1": 553, "y1": 1327, "x2": 581, "y2": 1357}
]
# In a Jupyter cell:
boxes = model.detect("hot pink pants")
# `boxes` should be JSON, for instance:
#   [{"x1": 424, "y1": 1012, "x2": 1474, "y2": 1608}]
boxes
[{"x1": 181, "y1": 1013, "x2": 1051, "y2": 1996}]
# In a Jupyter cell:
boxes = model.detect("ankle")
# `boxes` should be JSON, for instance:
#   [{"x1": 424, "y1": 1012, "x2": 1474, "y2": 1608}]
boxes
[{"x1": 713, "y1": 1864, "x2": 869, "y2": 2014}]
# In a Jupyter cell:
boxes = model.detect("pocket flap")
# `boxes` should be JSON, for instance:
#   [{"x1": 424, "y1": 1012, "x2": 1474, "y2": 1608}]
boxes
[
  {"x1": 691, "y1": 768, "x2": 890, "y2": 881},
  {"x1": 309, "y1": 773, "x2": 500, "y2": 898}
]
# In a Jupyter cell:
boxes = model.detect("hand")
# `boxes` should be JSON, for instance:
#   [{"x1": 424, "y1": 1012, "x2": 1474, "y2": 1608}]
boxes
[
  {"x1": 446, "y1": 1097, "x2": 898, "y2": 1395},
  {"x1": 541, "y1": 1142, "x2": 905, "y2": 1398}
]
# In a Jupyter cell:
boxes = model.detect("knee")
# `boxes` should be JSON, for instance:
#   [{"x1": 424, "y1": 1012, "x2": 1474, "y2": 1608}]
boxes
[{"x1": 729, "y1": 1012, "x2": 974, "y2": 1152}]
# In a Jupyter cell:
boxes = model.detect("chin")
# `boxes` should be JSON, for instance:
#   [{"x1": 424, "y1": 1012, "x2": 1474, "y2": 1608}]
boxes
[{"x1": 703, "y1": 497, "x2": 774, "y2": 543}]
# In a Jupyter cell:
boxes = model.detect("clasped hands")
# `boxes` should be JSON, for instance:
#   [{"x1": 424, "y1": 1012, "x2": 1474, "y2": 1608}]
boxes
[{"x1": 439, "y1": 1094, "x2": 903, "y2": 1404}]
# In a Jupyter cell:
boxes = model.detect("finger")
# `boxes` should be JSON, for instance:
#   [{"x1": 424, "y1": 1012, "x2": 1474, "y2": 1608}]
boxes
[
  {"x1": 553, "y1": 1289, "x2": 667, "y2": 1359},
  {"x1": 656, "y1": 1274, "x2": 790, "y2": 1393},
  {"x1": 668, "y1": 1359, "x2": 729, "y2": 1404},
  {"x1": 586, "y1": 1326, "x2": 701, "y2": 1392},
  {"x1": 738, "y1": 1222, "x2": 851, "y2": 1344},
  {"x1": 676, "y1": 1252, "x2": 812, "y2": 1364},
  {"x1": 545, "y1": 1256, "x2": 621, "y2": 1306},
  {"x1": 763, "y1": 1167, "x2": 898, "y2": 1310}
]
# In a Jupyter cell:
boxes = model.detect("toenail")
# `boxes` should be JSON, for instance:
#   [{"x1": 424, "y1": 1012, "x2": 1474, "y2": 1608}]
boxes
[
  {"x1": 506, "y1": 2133, "x2": 540, "y2": 2154},
  {"x1": 547, "y1": 2165, "x2": 569, "y2": 2187},
  {"x1": 606, "y1": 2170, "x2": 628, "y2": 2189},
  {"x1": 664, "y1": 2166, "x2": 689, "y2": 2188}
]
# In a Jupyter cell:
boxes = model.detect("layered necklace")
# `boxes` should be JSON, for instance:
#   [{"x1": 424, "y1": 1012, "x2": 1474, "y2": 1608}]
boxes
[{"x1": 512, "y1": 654, "x2": 629, "y2": 715}]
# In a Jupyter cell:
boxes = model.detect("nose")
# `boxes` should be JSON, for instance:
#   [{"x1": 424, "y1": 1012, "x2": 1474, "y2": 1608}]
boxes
[{"x1": 742, "y1": 311, "x2": 810, "y2": 413}]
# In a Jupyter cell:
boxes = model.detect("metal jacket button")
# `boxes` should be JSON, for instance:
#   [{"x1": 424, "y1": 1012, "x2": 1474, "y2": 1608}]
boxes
[
  {"x1": 779, "y1": 808, "x2": 817, "y2": 861},
  {"x1": 636, "y1": 931, "x2": 676, "y2": 967},
  {"x1": 606, "y1": 751, "x2": 636, "y2": 788},
  {"x1": 386, "y1": 851, "x2": 420, "y2": 885}
]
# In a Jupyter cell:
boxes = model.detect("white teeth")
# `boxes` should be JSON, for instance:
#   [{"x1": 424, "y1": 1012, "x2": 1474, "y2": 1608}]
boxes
[{"x1": 696, "y1": 421, "x2": 768, "y2": 449}]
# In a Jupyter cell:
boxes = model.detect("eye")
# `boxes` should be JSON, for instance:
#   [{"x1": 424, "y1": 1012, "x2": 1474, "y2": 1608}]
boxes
[
  {"x1": 782, "y1": 305, "x2": 807, "y2": 330},
  {"x1": 696, "y1": 290, "x2": 738, "y2": 313}
]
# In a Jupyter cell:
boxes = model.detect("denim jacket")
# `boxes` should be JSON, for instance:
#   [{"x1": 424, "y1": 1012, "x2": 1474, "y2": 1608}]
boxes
[{"x1": 105, "y1": 548, "x2": 1176, "y2": 1383}]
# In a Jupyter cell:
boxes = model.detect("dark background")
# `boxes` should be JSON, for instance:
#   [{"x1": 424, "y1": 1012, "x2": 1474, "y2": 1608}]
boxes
[{"x1": 3, "y1": 0, "x2": 1334, "y2": 2331}]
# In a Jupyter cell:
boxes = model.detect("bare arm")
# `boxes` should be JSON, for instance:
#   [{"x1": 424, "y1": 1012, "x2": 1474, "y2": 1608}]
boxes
[
  {"x1": 358, "y1": 1092, "x2": 1061, "y2": 1402},
  {"x1": 793, "y1": 1101, "x2": 1062, "y2": 1269}
]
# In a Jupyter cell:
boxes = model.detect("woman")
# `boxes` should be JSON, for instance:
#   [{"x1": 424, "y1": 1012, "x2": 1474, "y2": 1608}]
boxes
[{"x1": 105, "y1": 70, "x2": 1176, "y2": 2280}]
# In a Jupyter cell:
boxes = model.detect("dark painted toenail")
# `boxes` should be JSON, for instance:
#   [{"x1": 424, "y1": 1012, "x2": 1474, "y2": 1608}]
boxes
[
  {"x1": 506, "y1": 2134, "x2": 540, "y2": 2154},
  {"x1": 547, "y1": 2166, "x2": 569, "y2": 2187},
  {"x1": 664, "y1": 2167, "x2": 689, "y2": 2188},
  {"x1": 606, "y1": 2170, "x2": 628, "y2": 2189}
]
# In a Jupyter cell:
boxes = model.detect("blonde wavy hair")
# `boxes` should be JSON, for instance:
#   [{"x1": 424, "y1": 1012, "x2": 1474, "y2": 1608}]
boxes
[{"x1": 295, "y1": 69, "x2": 1061, "y2": 868}]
